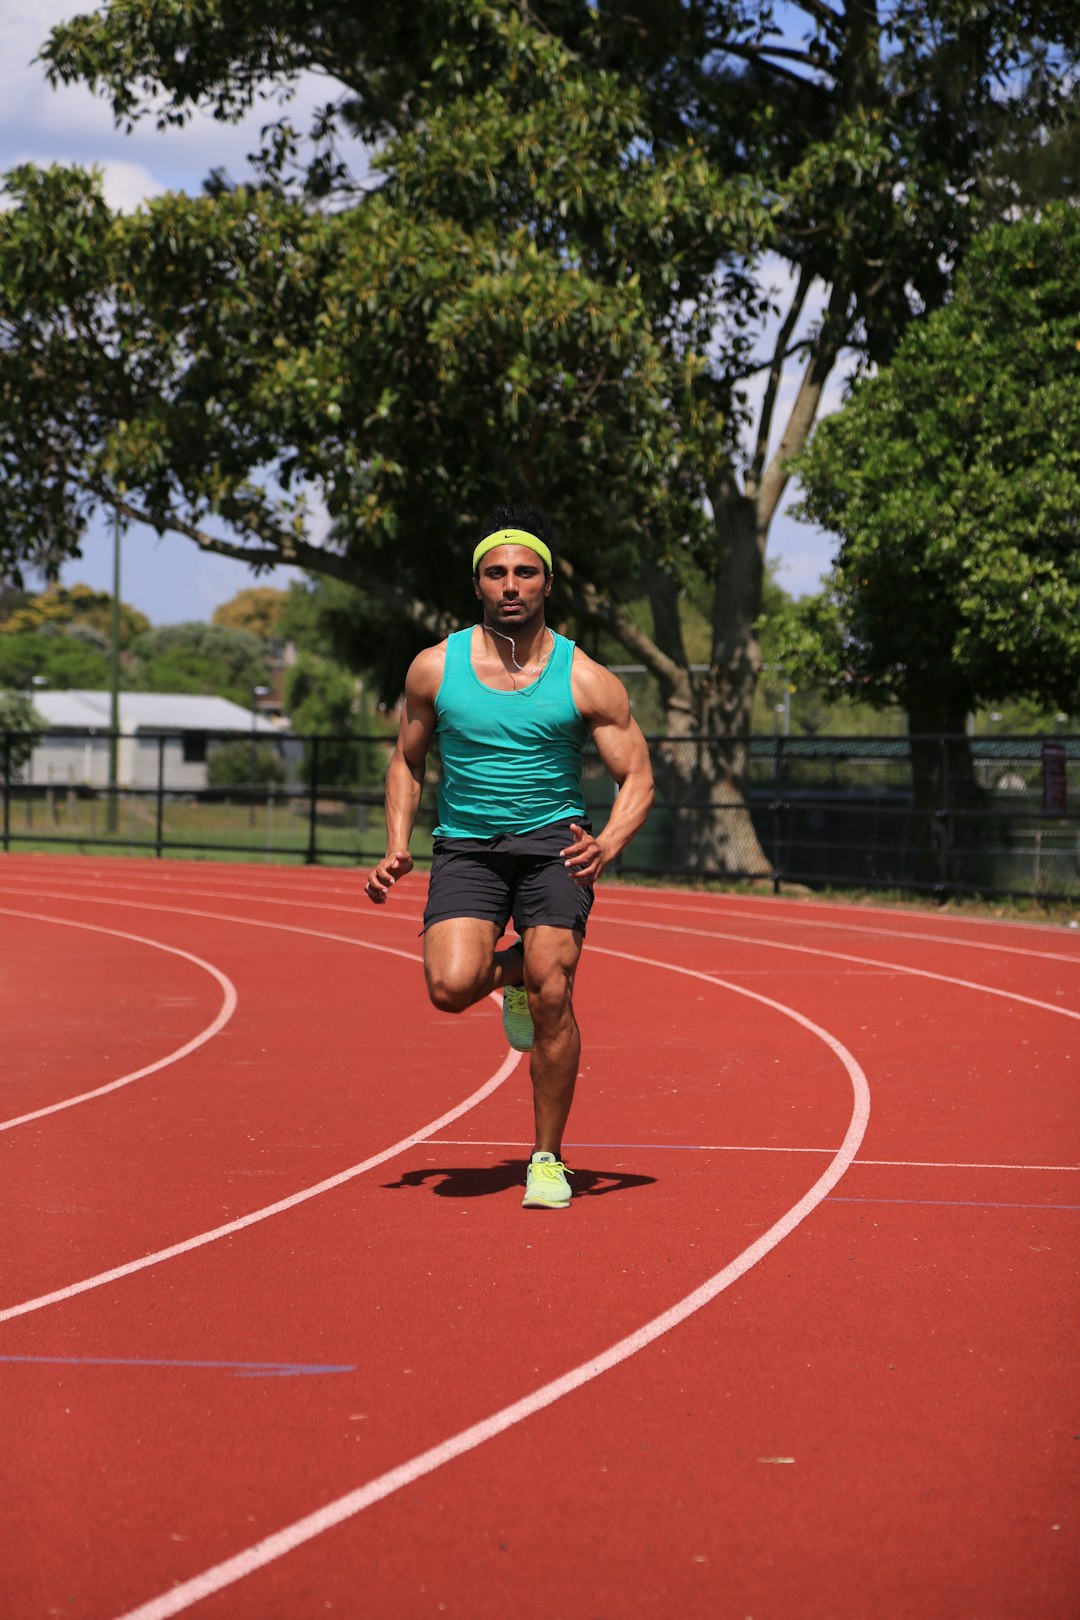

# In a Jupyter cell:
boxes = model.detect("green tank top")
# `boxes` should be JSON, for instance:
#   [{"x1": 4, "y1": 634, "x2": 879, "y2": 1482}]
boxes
[{"x1": 434, "y1": 627, "x2": 588, "y2": 838}]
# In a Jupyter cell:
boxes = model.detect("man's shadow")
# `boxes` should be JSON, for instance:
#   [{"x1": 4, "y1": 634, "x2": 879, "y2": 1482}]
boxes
[{"x1": 383, "y1": 1159, "x2": 656, "y2": 1200}]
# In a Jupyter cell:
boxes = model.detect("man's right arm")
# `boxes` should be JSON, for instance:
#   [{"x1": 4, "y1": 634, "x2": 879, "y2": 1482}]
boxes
[{"x1": 364, "y1": 645, "x2": 443, "y2": 905}]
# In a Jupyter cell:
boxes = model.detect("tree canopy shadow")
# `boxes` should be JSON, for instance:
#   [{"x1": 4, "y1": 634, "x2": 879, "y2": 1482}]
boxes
[{"x1": 382, "y1": 1159, "x2": 656, "y2": 1200}]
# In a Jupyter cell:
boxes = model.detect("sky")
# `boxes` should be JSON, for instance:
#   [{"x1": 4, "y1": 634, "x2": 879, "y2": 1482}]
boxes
[{"x1": 1, "y1": 0, "x2": 841, "y2": 626}]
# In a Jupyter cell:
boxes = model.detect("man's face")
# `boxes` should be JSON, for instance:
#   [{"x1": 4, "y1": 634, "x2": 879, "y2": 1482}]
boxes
[{"x1": 473, "y1": 545, "x2": 552, "y2": 629}]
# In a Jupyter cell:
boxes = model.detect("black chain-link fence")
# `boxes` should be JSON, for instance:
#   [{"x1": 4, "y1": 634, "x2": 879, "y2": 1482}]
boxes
[{"x1": 3, "y1": 727, "x2": 1078, "y2": 902}]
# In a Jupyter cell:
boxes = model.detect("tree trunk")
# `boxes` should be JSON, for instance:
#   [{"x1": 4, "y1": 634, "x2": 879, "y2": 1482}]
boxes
[
  {"x1": 907, "y1": 696, "x2": 986, "y2": 893},
  {"x1": 647, "y1": 490, "x2": 773, "y2": 879}
]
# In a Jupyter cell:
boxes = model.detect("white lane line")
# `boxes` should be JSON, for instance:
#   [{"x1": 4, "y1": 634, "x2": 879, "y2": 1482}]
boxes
[
  {"x1": 3, "y1": 866, "x2": 1078, "y2": 965},
  {"x1": 112, "y1": 948, "x2": 870, "y2": 1620},
  {"x1": 422, "y1": 1138, "x2": 1080, "y2": 1172},
  {"x1": 0, "y1": 1036, "x2": 521, "y2": 1325},
  {"x1": 596, "y1": 881, "x2": 1080, "y2": 939},
  {"x1": 2, "y1": 887, "x2": 1071, "y2": 1311},
  {"x1": 5, "y1": 882, "x2": 1079, "y2": 1018},
  {"x1": 3, "y1": 853, "x2": 1076, "y2": 945},
  {"x1": 587, "y1": 913, "x2": 1080, "y2": 1021},
  {"x1": 0, "y1": 908, "x2": 238, "y2": 1132},
  {"x1": 1, "y1": 899, "x2": 522, "y2": 1322},
  {"x1": 424, "y1": 1136, "x2": 844, "y2": 1154},
  {"x1": 597, "y1": 892, "x2": 1080, "y2": 966}
]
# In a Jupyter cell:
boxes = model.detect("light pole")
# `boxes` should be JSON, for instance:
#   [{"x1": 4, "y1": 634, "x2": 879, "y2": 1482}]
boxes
[
  {"x1": 26, "y1": 675, "x2": 46, "y2": 830},
  {"x1": 107, "y1": 501, "x2": 123, "y2": 834},
  {"x1": 249, "y1": 685, "x2": 270, "y2": 828}
]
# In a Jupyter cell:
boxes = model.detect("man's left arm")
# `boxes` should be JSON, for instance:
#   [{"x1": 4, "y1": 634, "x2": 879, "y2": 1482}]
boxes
[{"x1": 562, "y1": 659, "x2": 655, "y2": 885}]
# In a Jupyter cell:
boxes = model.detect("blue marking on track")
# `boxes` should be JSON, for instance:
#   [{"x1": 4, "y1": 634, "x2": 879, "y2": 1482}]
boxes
[
  {"x1": 0, "y1": 1355, "x2": 355, "y2": 1378},
  {"x1": 826, "y1": 1197, "x2": 1080, "y2": 1211}
]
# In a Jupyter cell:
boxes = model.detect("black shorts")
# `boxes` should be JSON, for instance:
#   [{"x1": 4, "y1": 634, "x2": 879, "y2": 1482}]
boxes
[{"x1": 422, "y1": 819, "x2": 595, "y2": 937}]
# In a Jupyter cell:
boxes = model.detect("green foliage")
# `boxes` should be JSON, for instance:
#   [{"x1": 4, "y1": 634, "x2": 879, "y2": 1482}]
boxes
[
  {"x1": 789, "y1": 204, "x2": 1080, "y2": 728},
  {"x1": 126, "y1": 622, "x2": 271, "y2": 702},
  {"x1": 276, "y1": 580, "x2": 326, "y2": 652},
  {"x1": 0, "y1": 630, "x2": 111, "y2": 689},
  {"x1": 0, "y1": 689, "x2": 45, "y2": 772},
  {"x1": 206, "y1": 738, "x2": 287, "y2": 789},
  {"x1": 284, "y1": 650, "x2": 360, "y2": 785},
  {"x1": 0, "y1": 581, "x2": 146, "y2": 689},
  {"x1": 0, "y1": 582, "x2": 149, "y2": 646},
  {"x1": 281, "y1": 575, "x2": 432, "y2": 706},
  {"x1": 211, "y1": 586, "x2": 290, "y2": 640}
]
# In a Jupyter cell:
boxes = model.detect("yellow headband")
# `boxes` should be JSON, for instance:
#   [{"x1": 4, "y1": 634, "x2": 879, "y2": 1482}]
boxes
[{"x1": 472, "y1": 528, "x2": 552, "y2": 573}]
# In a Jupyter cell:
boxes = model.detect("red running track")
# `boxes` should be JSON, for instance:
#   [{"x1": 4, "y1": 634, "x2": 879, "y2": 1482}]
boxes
[{"x1": 1, "y1": 852, "x2": 1077, "y2": 1620}]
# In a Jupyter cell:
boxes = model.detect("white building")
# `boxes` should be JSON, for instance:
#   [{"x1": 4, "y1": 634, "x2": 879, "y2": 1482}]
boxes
[{"x1": 25, "y1": 690, "x2": 283, "y2": 791}]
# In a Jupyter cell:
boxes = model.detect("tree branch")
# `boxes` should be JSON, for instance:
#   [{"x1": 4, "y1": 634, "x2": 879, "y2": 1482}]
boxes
[
  {"x1": 747, "y1": 264, "x2": 814, "y2": 495},
  {"x1": 556, "y1": 556, "x2": 689, "y2": 701},
  {"x1": 755, "y1": 277, "x2": 851, "y2": 531},
  {"x1": 100, "y1": 491, "x2": 460, "y2": 641},
  {"x1": 789, "y1": 0, "x2": 845, "y2": 42},
  {"x1": 716, "y1": 40, "x2": 827, "y2": 92}
]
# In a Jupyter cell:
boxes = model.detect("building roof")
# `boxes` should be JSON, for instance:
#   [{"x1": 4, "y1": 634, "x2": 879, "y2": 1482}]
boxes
[{"x1": 31, "y1": 690, "x2": 282, "y2": 734}]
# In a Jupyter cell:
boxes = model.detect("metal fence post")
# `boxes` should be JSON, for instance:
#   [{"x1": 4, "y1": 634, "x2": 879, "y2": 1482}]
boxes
[
  {"x1": 155, "y1": 735, "x2": 166, "y2": 858},
  {"x1": 306, "y1": 734, "x2": 320, "y2": 865},
  {"x1": 2, "y1": 732, "x2": 9, "y2": 853},
  {"x1": 938, "y1": 734, "x2": 951, "y2": 894},
  {"x1": 771, "y1": 732, "x2": 785, "y2": 893}
]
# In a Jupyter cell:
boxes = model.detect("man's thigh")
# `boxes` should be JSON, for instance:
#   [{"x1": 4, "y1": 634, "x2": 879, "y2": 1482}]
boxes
[
  {"x1": 424, "y1": 917, "x2": 501, "y2": 999},
  {"x1": 522, "y1": 924, "x2": 584, "y2": 997}
]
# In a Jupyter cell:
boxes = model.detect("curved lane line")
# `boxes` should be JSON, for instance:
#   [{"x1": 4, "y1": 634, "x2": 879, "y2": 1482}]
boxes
[
  {"x1": 111, "y1": 947, "x2": 871, "y2": 1620},
  {"x1": 596, "y1": 880, "x2": 1080, "y2": 938},
  {"x1": 590, "y1": 914, "x2": 1080, "y2": 1022},
  {"x1": 0, "y1": 1033, "x2": 521, "y2": 1325},
  {"x1": 2, "y1": 868, "x2": 1077, "y2": 965},
  {"x1": 596, "y1": 890, "x2": 1080, "y2": 966},
  {"x1": 0, "y1": 908, "x2": 238, "y2": 1132},
  {"x1": 1, "y1": 908, "x2": 523, "y2": 1323},
  {"x1": 2, "y1": 888, "x2": 1073, "y2": 1322}
]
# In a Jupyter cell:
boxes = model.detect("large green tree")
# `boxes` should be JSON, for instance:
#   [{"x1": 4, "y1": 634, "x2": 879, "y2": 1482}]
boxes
[
  {"x1": 3, "y1": 2, "x2": 1078, "y2": 874},
  {"x1": 783, "y1": 203, "x2": 1080, "y2": 879},
  {"x1": 790, "y1": 205, "x2": 1080, "y2": 730}
]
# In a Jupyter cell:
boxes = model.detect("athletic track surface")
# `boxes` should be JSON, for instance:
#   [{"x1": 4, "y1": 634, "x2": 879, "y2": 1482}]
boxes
[{"x1": 2, "y1": 851, "x2": 1077, "y2": 1620}]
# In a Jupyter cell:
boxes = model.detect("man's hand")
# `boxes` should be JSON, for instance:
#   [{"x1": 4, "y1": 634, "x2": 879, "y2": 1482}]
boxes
[
  {"x1": 561, "y1": 822, "x2": 606, "y2": 887},
  {"x1": 365, "y1": 850, "x2": 414, "y2": 904}
]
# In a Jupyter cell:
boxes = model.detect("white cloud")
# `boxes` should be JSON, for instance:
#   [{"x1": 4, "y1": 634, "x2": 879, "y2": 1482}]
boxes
[
  {"x1": 4, "y1": 148, "x2": 168, "y2": 210},
  {"x1": 95, "y1": 158, "x2": 169, "y2": 212},
  {"x1": 1, "y1": 1, "x2": 364, "y2": 206}
]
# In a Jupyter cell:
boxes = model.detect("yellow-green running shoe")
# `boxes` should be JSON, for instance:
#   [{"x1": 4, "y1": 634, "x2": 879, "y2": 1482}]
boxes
[
  {"x1": 502, "y1": 984, "x2": 534, "y2": 1052},
  {"x1": 522, "y1": 1151, "x2": 573, "y2": 1210}
]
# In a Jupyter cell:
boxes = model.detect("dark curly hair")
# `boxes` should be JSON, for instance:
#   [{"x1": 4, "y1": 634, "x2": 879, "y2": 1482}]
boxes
[{"x1": 474, "y1": 504, "x2": 558, "y2": 577}]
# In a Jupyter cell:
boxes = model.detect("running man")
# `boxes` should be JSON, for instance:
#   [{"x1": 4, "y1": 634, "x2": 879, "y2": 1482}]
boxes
[{"x1": 364, "y1": 506, "x2": 654, "y2": 1209}]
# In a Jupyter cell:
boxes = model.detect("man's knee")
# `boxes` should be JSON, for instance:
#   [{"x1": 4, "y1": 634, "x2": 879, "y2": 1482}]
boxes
[
  {"x1": 423, "y1": 919, "x2": 500, "y2": 1015},
  {"x1": 426, "y1": 969, "x2": 481, "y2": 1014},
  {"x1": 524, "y1": 965, "x2": 575, "y2": 1029}
]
